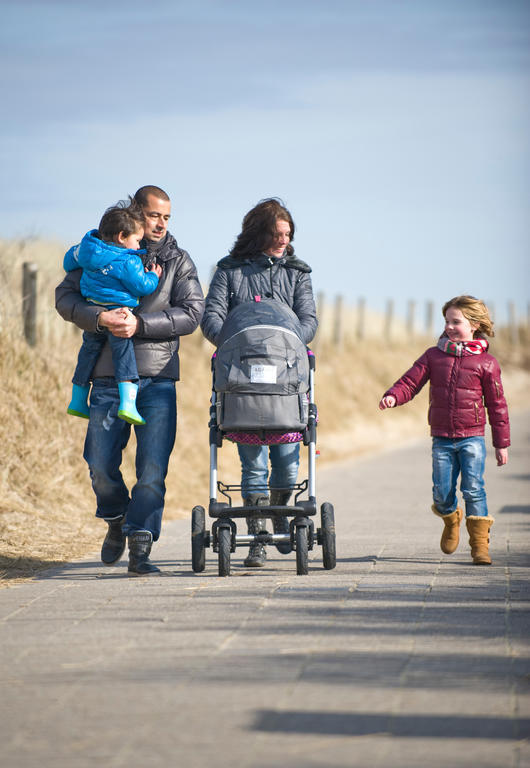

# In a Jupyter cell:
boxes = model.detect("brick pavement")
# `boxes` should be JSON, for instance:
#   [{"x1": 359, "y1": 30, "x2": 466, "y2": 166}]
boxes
[{"x1": 0, "y1": 413, "x2": 528, "y2": 767}]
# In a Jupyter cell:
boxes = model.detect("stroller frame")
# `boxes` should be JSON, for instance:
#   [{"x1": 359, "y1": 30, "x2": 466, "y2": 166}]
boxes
[{"x1": 191, "y1": 351, "x2": 336, "y2": 576}]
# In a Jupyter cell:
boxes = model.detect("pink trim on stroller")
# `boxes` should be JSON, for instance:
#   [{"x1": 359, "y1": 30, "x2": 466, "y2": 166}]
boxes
[{"x1": 224, "y1": 431, "x2": 303, "y2": 445}]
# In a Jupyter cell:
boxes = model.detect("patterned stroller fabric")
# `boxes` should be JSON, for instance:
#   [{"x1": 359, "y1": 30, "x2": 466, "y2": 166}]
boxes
[
  {"x1": 224, "y1": 430, "x2": 304, "y2": 445},
  {"x1": 213, "y1": 299, "x2": 311, "y2": 442}
]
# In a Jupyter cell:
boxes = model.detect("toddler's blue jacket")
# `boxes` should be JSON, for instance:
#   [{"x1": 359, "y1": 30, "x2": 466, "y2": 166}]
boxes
[{"x1": 63, "y1": 230, "x2": 158, "y2": 307}]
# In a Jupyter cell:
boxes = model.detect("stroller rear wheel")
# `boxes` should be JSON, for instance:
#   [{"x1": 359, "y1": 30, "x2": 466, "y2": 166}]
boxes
[{"x1": 320, "y1": 502, "x2": 336, "y2": 570}]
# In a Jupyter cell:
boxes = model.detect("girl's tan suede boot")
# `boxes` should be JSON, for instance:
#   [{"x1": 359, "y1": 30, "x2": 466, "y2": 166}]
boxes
[
  {"x1": 465, "y1": 516, "x2": 494, "y2": 565},
  {"x1": 432, "y1": 505, "x2": 463, "y2": 554}
]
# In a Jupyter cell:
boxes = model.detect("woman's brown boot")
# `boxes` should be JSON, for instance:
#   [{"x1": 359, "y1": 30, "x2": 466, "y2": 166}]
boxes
[
  {"x1": 432, "y1": 505, "x2": 463, "y2": 554},
  {"x1": 465, "y1": 516, "x2": 494, "y2": 565}
]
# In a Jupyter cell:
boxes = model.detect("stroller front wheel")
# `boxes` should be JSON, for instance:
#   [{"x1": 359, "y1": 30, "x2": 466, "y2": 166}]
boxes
[
  {"x1": 218, "y1": 526, "x2": 231, "y2": 577},
  {"x1": 295, "y1": 524, "x2": 309, "y2": 575}
]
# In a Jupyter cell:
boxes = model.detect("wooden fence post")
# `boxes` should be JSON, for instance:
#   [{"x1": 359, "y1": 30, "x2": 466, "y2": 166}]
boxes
[
  {"x1": 406, "y1": 299, "x2": 416, "y2": 338},
  {"x1": 356, "y1": 296, "x2": 366, "y2": 341},
  {"x1": 333, "y1": 294, "x2": 343, "y2": 346},
  {"x1": 384, "y1": 299, "x2": 394, "y2": 342},
  {"x1": 316, "y1": 291, "x2": 325, "y2": 324},
  {"x1": 508, "y1": 301, "x2": 518, "y2": 345},
  {"x1": 22, "y1": 262, "x2": 38, "y2": 346},
  {"x1": 425, "y1": 300, "x2": 434, "y2": 337}
]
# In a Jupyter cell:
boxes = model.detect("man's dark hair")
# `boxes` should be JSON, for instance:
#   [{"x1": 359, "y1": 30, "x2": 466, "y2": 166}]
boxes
[
  {"x1": 98, "y1": 198, "x2": 145, "y2": 242},
  {"x1": 134, "y1": 185, "x2": 170, "y2": 207},
  {"x1": 229, "y1": 198, "x2": 295, "y2": 260}
]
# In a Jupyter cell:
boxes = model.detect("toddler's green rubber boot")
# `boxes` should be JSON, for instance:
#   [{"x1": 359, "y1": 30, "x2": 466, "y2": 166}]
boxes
[
  {"x1": 117, "y1": 382, "x2": 145, "y2": 425},
  {"x1": 67, "y1": 384, "x2": 90, "y2": 419}
]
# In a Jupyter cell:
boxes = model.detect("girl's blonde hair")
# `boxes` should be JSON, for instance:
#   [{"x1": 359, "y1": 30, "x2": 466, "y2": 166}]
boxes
[{"x1": 442, "y1": 295, "x2": 494, "y2": 337}]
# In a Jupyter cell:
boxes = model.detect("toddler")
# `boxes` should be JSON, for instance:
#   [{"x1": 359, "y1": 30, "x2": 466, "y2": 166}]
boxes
[
  {"x1": 379, "y1": 295, "x2": 510, "y2": 565},
  {"x1": 64, "y1": 200, "x2": 162, "y2": 425}
]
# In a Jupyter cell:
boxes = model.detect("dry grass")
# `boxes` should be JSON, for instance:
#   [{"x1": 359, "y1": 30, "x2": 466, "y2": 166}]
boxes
[{"x1": 1, "y1": 238, "x2": 528, "y2": 584}]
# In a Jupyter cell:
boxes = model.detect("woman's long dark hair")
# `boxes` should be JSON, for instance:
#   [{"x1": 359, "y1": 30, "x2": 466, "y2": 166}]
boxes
[{"x1": 229, "y1": 198, "x2": 295, "y2": 260}]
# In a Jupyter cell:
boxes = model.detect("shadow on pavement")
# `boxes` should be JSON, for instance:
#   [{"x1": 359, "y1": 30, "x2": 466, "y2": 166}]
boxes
[
  {"x1": 251, "y1": 709, "x2": 530, "y2": 739},
  {"x1": 0, "y1": 555, "x2": 67, "y2": 582},
  {"x1": 33, "y1": 548, "x2": 530, "y2": 579},
  {"x1": 500, "y1": 504, "x2": 530, "y2": 515},
  {"x1": 33, "y1": 559, "x2": 199, "y2": 580}
]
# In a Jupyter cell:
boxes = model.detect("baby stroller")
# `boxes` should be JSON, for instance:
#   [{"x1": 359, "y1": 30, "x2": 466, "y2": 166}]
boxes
[{"x1": 191, "y1": 299, "x2": 336, "y2": 576}]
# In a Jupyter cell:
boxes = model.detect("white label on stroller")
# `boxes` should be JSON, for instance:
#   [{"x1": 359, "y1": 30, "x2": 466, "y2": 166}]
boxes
[{"x1": 250, "y1": 364, "x2": 277, "y2": 384}]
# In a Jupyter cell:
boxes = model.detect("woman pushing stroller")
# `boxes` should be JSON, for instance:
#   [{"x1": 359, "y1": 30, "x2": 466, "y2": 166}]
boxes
[{"x1": 201, "y1": 198, "x2": 318, "y2": 567}]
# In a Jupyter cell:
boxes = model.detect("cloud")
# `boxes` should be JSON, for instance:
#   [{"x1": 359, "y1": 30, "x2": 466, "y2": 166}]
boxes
[
  {"x1": 2, "y1": 0, "x2": 529, "y2": 132},
  {"x1": 1, "y1": 1, "x2": 528, "y2": 314}
]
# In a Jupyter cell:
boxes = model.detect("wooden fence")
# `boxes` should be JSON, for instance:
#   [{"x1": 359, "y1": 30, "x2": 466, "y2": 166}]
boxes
[
  {"x1": 311, "y1": 291, "x2": 527, "y2": 348},
  {"x1": 16, "y1": 261, "x2": 530, "y2": 348}
]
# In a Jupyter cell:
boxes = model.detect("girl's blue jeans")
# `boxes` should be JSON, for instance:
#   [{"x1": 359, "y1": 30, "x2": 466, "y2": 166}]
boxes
[
  {"x1": 83, "y1": 377, "x2": 176, "y2": 540},
  {"x1": 237, "y1": 442, "x2": 300, "y2": 499},
  {"x1": 432, "y1": 436, "x2": 488, "y2": 518}
]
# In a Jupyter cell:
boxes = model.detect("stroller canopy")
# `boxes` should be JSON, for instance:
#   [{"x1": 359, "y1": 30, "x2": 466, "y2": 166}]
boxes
[{"x1": 216, "y1": 299, "x2": 305, "y2": 348}]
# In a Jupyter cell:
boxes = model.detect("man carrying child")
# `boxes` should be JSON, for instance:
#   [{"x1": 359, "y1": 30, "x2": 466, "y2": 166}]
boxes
[{"x1": 56, "y1": 186, "x2": 204, "y2": 575}]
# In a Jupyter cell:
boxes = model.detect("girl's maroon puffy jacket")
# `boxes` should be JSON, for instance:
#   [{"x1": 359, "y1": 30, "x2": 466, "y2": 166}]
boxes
[{"x1": 384, "y1": 346, "x2": 510, "y2": 448}]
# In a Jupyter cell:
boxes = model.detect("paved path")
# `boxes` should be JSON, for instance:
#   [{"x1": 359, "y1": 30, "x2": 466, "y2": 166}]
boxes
[{"x1": 1, "y1": 415, "x2": 529, "y2": 768}]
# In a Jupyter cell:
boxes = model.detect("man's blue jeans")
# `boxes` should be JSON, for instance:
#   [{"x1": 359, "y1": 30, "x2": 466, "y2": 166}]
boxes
[
  {"x1": 432, "y1": 436, "x2": 488, "y2": 518},
  {"x1": 237, "y1": 442, "x2": 300, "y2": 499},
  {"x1": 83, "y1": 377, "x2": 176, "y2": 540}
]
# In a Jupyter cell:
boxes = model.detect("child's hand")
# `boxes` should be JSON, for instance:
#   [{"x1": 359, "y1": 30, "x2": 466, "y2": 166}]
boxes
[
  {"x1": 495, "y1": 448, "x2": 508, "y2": 466},
  {"x1": 379, "y1": 395, "x2": 396, "y2": 410},
  {"x1": 147, "y1": 262, "x2": 162, "y2": 279}
]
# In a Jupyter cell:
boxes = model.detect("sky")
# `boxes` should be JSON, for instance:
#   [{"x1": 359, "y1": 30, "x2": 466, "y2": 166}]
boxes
[{"x1": 1, "y1": 0, "x2": 529, "y2": 326}]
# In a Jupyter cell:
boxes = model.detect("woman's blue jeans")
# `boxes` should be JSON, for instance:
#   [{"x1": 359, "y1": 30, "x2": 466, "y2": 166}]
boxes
[
  {"x1": 237, "y1": 442, "x2": 300, "y2": 499},
  {"x1": 432, "y1": 436, "x2": 488, "y2": 518},
  {"x1": 83, "y1": 377, "x2": 176, "y2": 540}
]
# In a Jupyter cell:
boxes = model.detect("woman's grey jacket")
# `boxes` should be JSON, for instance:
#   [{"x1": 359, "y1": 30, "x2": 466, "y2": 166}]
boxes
[
  {"x1": 55, "y1": 233, "x2": 204, "y2": 381},
  {"x1": 201, "y1": 252, "x2": 318, "y2": 347}
]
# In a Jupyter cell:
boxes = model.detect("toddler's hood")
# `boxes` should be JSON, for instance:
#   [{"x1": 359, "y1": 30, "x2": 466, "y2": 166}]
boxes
[{"x1": 77, "y1": 229, "x2": 145, "y2": 269}]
